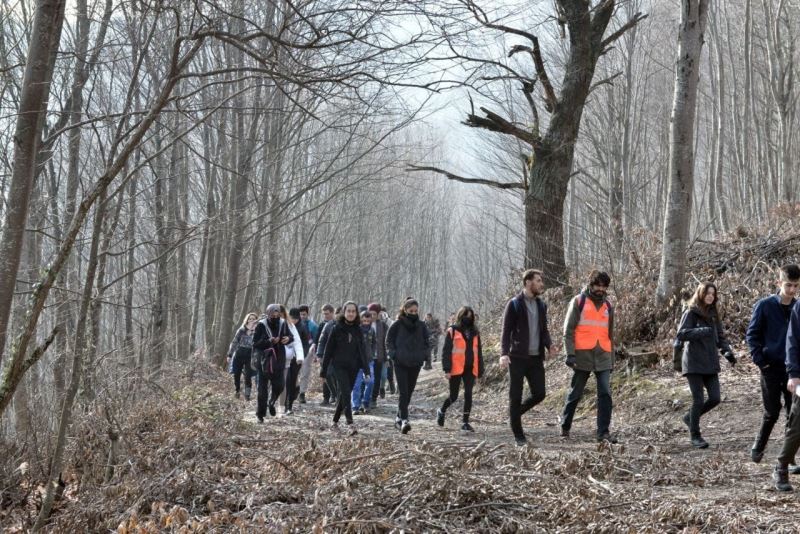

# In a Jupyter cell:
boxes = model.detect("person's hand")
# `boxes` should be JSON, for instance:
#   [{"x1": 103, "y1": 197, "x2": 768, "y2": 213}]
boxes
[
  {"x1": 499, "y1": 355, "x2": 510, "y2": 369},
  {"x1": 281, "y1": 336, "x2": 290, "y2": 344},
  {"x1": 445, "y1": 372, "x2": 451, "y2": 379},
  {"x1": 565, "y1": 354, "x2": 577, "y2": 368},
  {"x1": 724, "y1": 351, "x2": 737, "y2": 367},
  {"x1": 788, "y1": 377, "x2": 800, "y2": 395},
  {"x1": 271, "y1": 337, "x2": 280, "y2": 344}
]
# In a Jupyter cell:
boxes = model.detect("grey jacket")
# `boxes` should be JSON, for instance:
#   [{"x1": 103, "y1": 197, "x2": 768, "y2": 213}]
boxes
[{"x1": 676, "y1": 306, "x2": 732, "y2": 376}]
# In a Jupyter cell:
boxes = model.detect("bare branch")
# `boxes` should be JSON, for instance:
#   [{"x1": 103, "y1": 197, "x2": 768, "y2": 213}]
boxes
[
  {"x1": 407, "y1": 165, "x2": 525, "y2": 190},
  {"x1": 464, "y1": 106, "x2": 541, "y2": 148},
  {"x1": 600, "y1": 12, "x2": 648, "y2": 50}
]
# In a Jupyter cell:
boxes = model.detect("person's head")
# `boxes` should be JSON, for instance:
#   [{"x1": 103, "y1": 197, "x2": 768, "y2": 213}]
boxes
[
  {"x1": 587, "y1": 270, "x2": 611, "y2": 299},
  {"x1": 779, "y1": 264, "x2": 800, "y2": 300},
  {"x1": 360, "y1": 310, "x2": 373, "y2": 326},
  {"x1": 340, "y1": 301, "x2": 359, "y2": 324},
  {"x1": 358, "y1": 304, "x2": 368, "y2": 315},
  {"x1": 288, "y1": 307, "x2": 301, "y2": 325},
  {"x1": 242, "y1": 312, "x2": 259, "y2": 329},
  {"x1": 455, "y1": 306, "x2": 477, "y2": 331},
  {"x1": 523, "y1": 269, "x2": 545, "y2": 296},
  {"x1": 298, "y1": 305, "x2": 310, "y2": 321},
  {"x1": 399, "y1": 298, "x2": 420, "y2": 320},
  {"x1": 690, "y1": 282, "x2": 718, "y2": 311},
  {"x1": 321, "y1": 304, "x2": 334, "y2": 322},
  {"x1": 368, "y1": 302, "x2": 381, "y2": 320},
  {"x1": 266, "y1": 304, "x2": 282, "y2": 322},
  {"x1": 425, "y1": 312, "x2": 433, "y2": 320}
]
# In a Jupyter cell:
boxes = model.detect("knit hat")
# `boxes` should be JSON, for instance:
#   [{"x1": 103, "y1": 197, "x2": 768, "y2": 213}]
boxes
[
  {"x1": 403, "y1": 298, "x2": 419, "y2": 310},
  {"x1": 266, "y1": 304, "x2": 281, "y2": 316},
  {"x1": 367, "y1": 302, "x2": 381, "y2": 313},
  {"x1": 358, "y1": 304, "x2": 368, "y2": 313}
]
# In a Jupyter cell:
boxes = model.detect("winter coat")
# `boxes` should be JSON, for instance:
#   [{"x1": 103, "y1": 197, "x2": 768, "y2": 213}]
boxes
[
  {"x1": 316, "y1": 320, "x2": 335, "y2": 360},
  {"x1": 787, "y1": 301, "x2": 800, "y2": 379},
  {"x1": 676, "y1": 306, "x2": 733, "y2": 376},
  {"x1": 363, "y1": 326, "x2": 377, "y2": 360},
  {"x1": 441, "y1": 325, "x2": 484, "y2": 377},
  {"x1": 372, "y1": 318, "x2": 389, "y2": 362},
  {"x1": 284, "y1": 321, "x2": 305, "y2": 368},
  {"x1": 227, "y1": 326, "x2": 255, "y2": 358},
  {"x1": 386, "y1": 315, "x2": 430, "y2": 368},
  {"x1": 746, "y1": 294, "x2": 797, "y2": 370},
  {"x1": 253, "y1": 317, "x2": 294, "y2": 371},
  {"x1": 321, "y1": 319, "x2": 370, "y2": 376},
  {"x1": 563, "y1": 289, "x2": 614, "y2": 372},
  {"x1": 501, "y1": 292, "x2": 552, "y2": 359}
]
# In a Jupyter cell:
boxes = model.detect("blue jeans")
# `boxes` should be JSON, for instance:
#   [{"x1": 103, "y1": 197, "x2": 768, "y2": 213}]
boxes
[
  {"x1": 352, "y1": 361, "x2": 375, "y2": 409},
  {"x1": 560, "y1": 369, "x2": 613, "y2": 436}
]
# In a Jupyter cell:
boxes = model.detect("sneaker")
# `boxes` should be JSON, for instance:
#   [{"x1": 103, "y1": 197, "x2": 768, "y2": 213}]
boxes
[
  {"x1": 773, "y1": 465, "x2": 794, "y2": 492},
  {"x1": 400, "y1": 420, "x2": 411, "y2": 434},
  {"x1": 257, "y1": 416, "x2": 264, "y2": 424},
  {"x1": 789, "y1": 464, "x2": 800, "y2": 475},
  {"x1": 691, "y1": 436, "x2": 709, "y2": 449},
  {"x1": 394, "y1": 416, "x2": 402, "y2": 430},
  {"x1": 682, "y1": 412, "x2": 690, "y2": 431},
  {"x1": 597, "y1": 433, "x2": 618, "y2": 444},
  {"x1": 244, "y1": 387, "x2": 251, "y2": 401},
  {"x1": 388, "y1": 383, "x2": 396, "y2": 395},
  {"x1": 423, "y1": 364, "x2": 432, "y2": 370},
  {"x1": 347, "y1": 424, "x2": 358, "y2": 436},
  {"x1": 751, "y1": 448, "x2": 764, "y2": 464},
  {"x1": 515, "y1": 436, "x2": 527, "y2": 447},
  {"x1": 436, "y1": 409, "x2": 445, "y2": 427},
  {"x1": 560, "y1": 426, "x2": 570, "y2": 438},
  {"x1": 461, "y1": 422, "x2": 474, "y2": 432},
  {"x1": 284, "y1": 408, "x2": 293, "y2": 416},
  {"x1": 380, "y1": 388, "x2": 386, "y2": 399},
  {"x1": 320, "y1": 399, "x2": 331, "y2": 406},
  {"x1": 235, "y1": 390, "x2": 241, "y2": 399},
  {"x1": 299, "y1": 393, "x2": 306, "y2": 404},
  {"x1": 332, "y1": 421, "x2": 339, "y2": 430},
  {"x1": 268, "y1": 404, "x2": 276, "y2": 417}
]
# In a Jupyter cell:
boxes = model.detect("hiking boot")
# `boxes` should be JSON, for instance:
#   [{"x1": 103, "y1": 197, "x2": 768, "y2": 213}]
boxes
[
  {"x1": 790, "y1": 464, "x2": 800, "y2": 475},
  {"x1": 751, "y1": 448, "x2": 765, "y2": 464},
  {"x1": 773, "y1": 465, "x2": 794, "y2": 492},
  {"x1": 515, "y1": 436, "x2": 527, "y2": 447},
  {"x1": 299, "y1": 393, "x2": 306, "y2": 404},
  {"x1": 560, "y1": 426, "x2": 570, "y2": 438},
  {"x1": 400, "y1": 420, "x2": 411, "y2": 434},
  {"x1": 244, "y1": 387, "x2": 251, "y2": 401},
  {"x1": 436, "y1": 408, "x2": 445, "y2": 427},
  {"x1": 597, "y1": 433, "x2": 618, "y2": 444},
  {"x1": 682, "y1": 412, "x2": 690, "y2": 431},
  {"x1": 691, "y1": 435, "x2": 709, "y2": 449},
  {"x1": 268, "y1": 404, "x2": 276, "y2": 417},
  {"x1": 461, "y1": 422, "x2": 474, "y2": 432}
]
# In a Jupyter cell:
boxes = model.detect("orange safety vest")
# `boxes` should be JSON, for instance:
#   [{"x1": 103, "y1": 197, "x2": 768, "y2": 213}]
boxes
[
  {"x1": 574, "y1": 297, "x2": 612, "y2": 352},
  {"x1": 449, "y1": 328, "x2": 480, "y2": 377}
]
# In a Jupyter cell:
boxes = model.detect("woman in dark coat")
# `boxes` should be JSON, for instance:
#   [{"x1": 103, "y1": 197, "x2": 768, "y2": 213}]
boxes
[
  {"x1": 321, "y1": 301, "x2": 371, "y2": 434},
  {"x1": 436, "y1": 306, "x2": 483, "y2": 432},
  {"x1": 386, "y1": 298, "x2": 430, "y2": 434},
  {"x1": 675, "y1": 282, "x2": 736, "y2": 448},
  {"x1": 227, "y1": 312, "x2": 258, "y2": 400}
]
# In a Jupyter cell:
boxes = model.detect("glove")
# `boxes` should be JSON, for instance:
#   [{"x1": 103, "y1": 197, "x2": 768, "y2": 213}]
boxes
[
  {"x1": 565, "y1": 354, "x2": 577, "y2": 368},
  {"x1": 724, "y1": 351, "x2": 737, "y2": 366}
]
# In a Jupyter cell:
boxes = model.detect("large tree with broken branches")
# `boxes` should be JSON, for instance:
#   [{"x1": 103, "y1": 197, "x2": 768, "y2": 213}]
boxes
[{"x1": 410, "y1": 0, "x2": 645, "y2": 283}]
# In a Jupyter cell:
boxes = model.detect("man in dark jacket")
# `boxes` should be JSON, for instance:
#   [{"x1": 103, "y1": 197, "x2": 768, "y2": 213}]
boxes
[
  {"x1": 368, "y1": 302, "x2": 390, "y2": 403},
  {"x1": 500, "y1": 269, "x2": 552, "y2": 446},
  {"x1": 747, "y1": 264, "x2": 800, "y2": 464},
  {"x1": 559, "y1": 270, "x2": 617, "y2": 443},
  {"x1": 316, "y1": 304, "x2": 337, "y2": 405},
  {"x1": 773, "y1": 298, "x2": 800, "y2": 491}
]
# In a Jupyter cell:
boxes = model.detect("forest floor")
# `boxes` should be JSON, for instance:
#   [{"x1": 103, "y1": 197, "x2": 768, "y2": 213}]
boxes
[{"x1": 13, "y1": 346, "x2": 800, "y2": 533}]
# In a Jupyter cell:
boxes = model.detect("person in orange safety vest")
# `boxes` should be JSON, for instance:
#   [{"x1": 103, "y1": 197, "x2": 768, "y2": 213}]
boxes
[
  {"x1": 436, "y1": 306, "x2": 484, "y2": 432},
  {"x1": 560, "y1": 270, "x2": 617, "y2": 444}
]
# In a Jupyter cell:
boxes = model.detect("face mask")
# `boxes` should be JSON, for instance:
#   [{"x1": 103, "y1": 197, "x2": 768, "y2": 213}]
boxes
[
  {"x1": 268, "y1": 317, "x2": 279, "y2": 326},
  {"x1": 407, "y1": 313, "x2": 419, "y2": 322},
  {"x1": 461, "y1": 317, "x2": 473, "y2": 328}
]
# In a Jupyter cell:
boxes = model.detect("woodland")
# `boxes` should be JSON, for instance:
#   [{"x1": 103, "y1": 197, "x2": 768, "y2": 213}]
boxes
[{"x1": 2, "y1": 0, "x2": 800, "y2": 531}]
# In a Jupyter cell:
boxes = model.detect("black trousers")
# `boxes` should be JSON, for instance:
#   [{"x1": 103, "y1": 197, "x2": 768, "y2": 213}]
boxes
[
  {"x1": 395, "y1": 364, "x2": 422, "y2": 421},
  {"x1": 778, "y1": 394, "x2": 800, "y2": 466},
  {"x1": 333, "y1": 366, "x2": 359, "y2": 424},
  {"x1": 441, "y1": 373, "x2": 475, "y2": 422},
  {"x1": 231, "y1": 348, "x2": 253, "y2": 392},
  {"x1": 284, "y1": 359, "x2": 301, "y2": 410},
  {"x1": 256, "y1": 370, "x2": 285, "y2": 418},
  {"x1": 371, "y1": 360, "x2": 385, "y2": 401},
  {"x1": 685, "y1": 373, "x2": 721, "y2": 437},
  {"x1": 754, "y1": 366, "x2": 793, "y2": 451},
  {"x1": 509, "y1": 356, "x2": 546, "y2": 439}
]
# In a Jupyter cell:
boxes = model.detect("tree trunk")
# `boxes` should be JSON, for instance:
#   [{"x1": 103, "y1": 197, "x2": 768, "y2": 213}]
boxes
[{"x1": 656, "y1": 0, "x2": 709, "y2": 305}]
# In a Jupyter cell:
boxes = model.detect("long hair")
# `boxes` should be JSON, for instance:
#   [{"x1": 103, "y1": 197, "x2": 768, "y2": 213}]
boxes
[
  {"x1": 241, "y1": 312, "x2": 259, "y2": 328},
  {"x1": 398, "y1": 297, "x2": 419, "y2": 318},
  {"x1": 688, "y1": 282, "x2": 718, "y2": 314},
  {"x1": 454, "y1": 306, "x2": 479, "y2": 335},
  {"x1": 337, "y1": 301, "x2": 359, "y2": 323}
]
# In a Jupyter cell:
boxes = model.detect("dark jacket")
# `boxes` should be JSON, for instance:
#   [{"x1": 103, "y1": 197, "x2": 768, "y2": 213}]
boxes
[
  {"x1": 787, "y1": 301, "x2": 800, "y2": 379},
  {"x1": 373, "y1": 318, "x2": 389, "y2": 362},
  {"x1": 253, "y1": 317, "x2": 293, "y2": 370},
  {"x1": 746, "y1": 294, "x2": 797, "y2": 369},
  {"x1": 321, "y1": 319, "x2": 370, "y2": 375},
  {"x1": 316, "y1": 320, "x2": 335, "y2": 360},
  {"x1": 386, "y1": 315, "x2": 430, "y2": 368},
  {"x1": 295, "y1": 319, "x2": 312, "y2": 357},
  {"x1": 676, "y1": 306, "x2": 733, "y2": 376},
  {"x1": 441, "y1": 325, "x2": 484, "y2": 377},
  {"x1": 501, "y1": 292, "x2": 552, "y2": 359}
]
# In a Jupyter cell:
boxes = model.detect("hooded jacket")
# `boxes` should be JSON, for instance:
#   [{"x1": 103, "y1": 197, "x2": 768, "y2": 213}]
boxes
[
  {"x1": 386, "y1": 315, "x2": 431, "y2": 368},
  {"x1": 321, "y1": 318, "x2": 371, "y2": 376}
]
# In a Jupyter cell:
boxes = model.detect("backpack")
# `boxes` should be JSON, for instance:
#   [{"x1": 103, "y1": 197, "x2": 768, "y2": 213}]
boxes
[{"x1": 251, "y1": 346, "x2": 278, "y2": 376}]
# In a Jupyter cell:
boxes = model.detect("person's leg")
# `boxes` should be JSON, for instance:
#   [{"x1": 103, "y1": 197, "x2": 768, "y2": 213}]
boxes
[
  {"x1": 520, "y1": 357, "x2": 546, "y2": 415},
  {"x1": 778, "y1": 395, "x2": 800, "y2": 467},
  {"x1": 395, "y1": 365, "x2": 410, "y2": 420},
  {"x1": 508, "y1": 358, "x2": 527, "y2": 440},
  {"x1": 700, "y1": 374, "x2": 721, "y2": 415},
  {"x1": 231, "y1": 354, "x2": 243, "y2": 394},
  {"x1": 344, "y1": 367, "x2": 358, "y2": 424},
  {"x1": 685, "y1": 374, "x2": 707, "y2": 437},
  {"x1": 278, "y1": 366, "x2": 289, "y2": 407},
  {"x1": 269, "y1": 370, "x2": 285, "y2": 411},
  {"x1": 363, "y1": 361, "x2": 375, "y2": 407},
  {"x1": 560, "y1": 370, "x2": 590, "y2": 432},
  {"x1": 352, "y1": 370, "x2": 364, "y2": 410},
  {"x1": 462, "y1": 374, "x2": 475, "y2": 423},
  {"x1": 441, "y1": 375, "x2": 461, "y2": 413},
  {"x1": 372, "y1": 360, "x2": 384, "y2": 402},
  {"x1": 299, "y1": 352, "x2": 313, "y2": 395},
  {"x1": 286, "y1": 360, "x2": 300, "y2": 410},
  {"x1": 595, "y1": 369, "x2": 613, "y2": 437},
  {"x1": 387, "y1": 360, "x2": 396, "y2": 393},
  {"x1": 256, "y1": 371, "x2": 268, "y2": 419},
  {"x1": 754, "y1": 367, "x2": 785, "y2": 455}
]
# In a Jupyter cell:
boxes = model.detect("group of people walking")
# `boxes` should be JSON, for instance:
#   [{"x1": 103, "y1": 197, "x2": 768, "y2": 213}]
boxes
[{"x1": 226, "y1": 264, "x2": 800, "y2": 493}]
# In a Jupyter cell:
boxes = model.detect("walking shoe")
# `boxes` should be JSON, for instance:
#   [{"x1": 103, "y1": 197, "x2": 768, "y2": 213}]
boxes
[
  {"x1": 423, "y1": 364, "x2": 432, "y2": 370},
  {"x1": 395, "y1": 416, "x2": 402, "y2": 430},
  {"x1": 751, "y1": 448, "x2": 764, "y2": 464},
  {"x1": 389, "y1": 383, "x2": 396, "y2": 394},
  {"x1": 436, "y1": 409, "x2": 445, "y2": 427},
  {"x1": 235, "y1": 390, "x2": 241, "y2": 399},
  {"x1": 284, "y1": 408, "x2": 293, "y2": 416},
  {"x1": 354, "y1": 406, "x2": 365, "y2": 415},
  {"x1": 347, "y1": 423, "x2": 358, "y2": 436},
  {"x1": 320, "y1": 399, "x2": 331, "y2": 406},
  {"x1": 691, "y1": 436, "x2": 709, "y2": 449},
  {"x1": 257, "y1": 415, "x2": 264, "y2": 424},
  {"x1": 268, "y1": 404, "x2": 276, "y2": 417},
  {"x1": 299, "y1": 393, "x2": 306, "y2": 404},
  {"x1": 597, "y1": 433, "x2": 618, "y2": 444},
  {"x1": 560, "y1": 426, "x2": 570, "y2": 438},
  {"x1": 773, "y1": 465, "x2": 794, "y2": 492},
  {"x1": 514, "y1": 436, "x2": 527, "y2": 447},
  {"x1": 682, "y1": 412, "x2": 690, "y2": 431},
  {"x1": 400, "y1": 420, "x2": 411, "y2": 434},
  {"x1": 461, "y1": 422, "x2": 474, "y2": 432},
  {"x1": 332, "y1": 421, "x2": 339, "y2": 430},
  {"x1": 244, "y1": 387, "x2": 251, "y2": 401},
  {"x1": 789, "y1": 464, "x2": 800, "y2": 475},
  {"x1": 380, "y1": 388, "x2": 386, "y2": 399}
]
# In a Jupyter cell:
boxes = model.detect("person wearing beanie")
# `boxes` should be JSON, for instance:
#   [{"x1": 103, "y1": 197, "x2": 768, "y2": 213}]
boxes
[
  {"x1": 252, "y1": 304, "x2": 294, "y2": 422},
  {"x1": 386, "y1": 298, "x2": 431, "y2": 434},
  {"x1": 368, "y1": 302, "x2": 391, "y2": 403},
  {"x1": 352, "y1": 310, "x2": 377, "y2": 413}
]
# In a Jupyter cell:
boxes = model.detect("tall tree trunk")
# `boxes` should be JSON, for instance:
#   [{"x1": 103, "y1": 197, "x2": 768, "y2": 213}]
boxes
[{"x1": 656, "y1": 0, "x2": 709, "y2": 305}]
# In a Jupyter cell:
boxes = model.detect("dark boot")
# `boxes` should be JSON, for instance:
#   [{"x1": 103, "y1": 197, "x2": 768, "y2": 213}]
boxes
[
  {"x1": 436, "y1": 408, "x2": 445, "y2": 427},
  {"x1": 691, "y1": 434, "x2": 709, "y2": 449},
  {"x1": 773, "y1": 464, "x2": 794, "y2": 492},
  {"x1": 299, "y1": 393, "x2": 306, "y2": 404},
  {"x1": 751, "y1": 421, "x2": 774, "y2": 463}
]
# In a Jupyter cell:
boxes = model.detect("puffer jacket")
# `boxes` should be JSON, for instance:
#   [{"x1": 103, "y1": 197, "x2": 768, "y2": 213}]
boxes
[
  {"x1": 386, "y1": 315, "x2": 430, "y2": 368},
  {"x1": 321, "y1": 319, "x2": 370, "y2": 375},
  {"x1": 676, "y1": 306, "x2": 733, "y2": 375}
]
